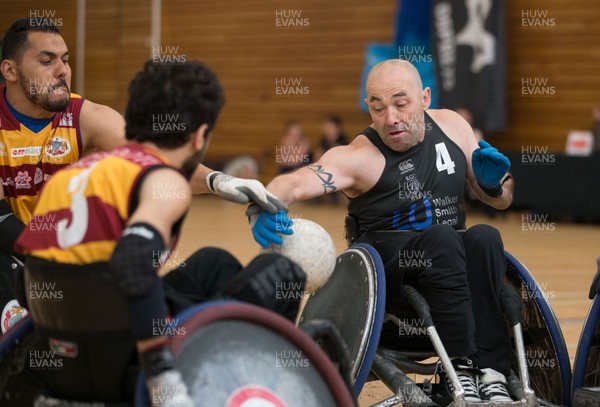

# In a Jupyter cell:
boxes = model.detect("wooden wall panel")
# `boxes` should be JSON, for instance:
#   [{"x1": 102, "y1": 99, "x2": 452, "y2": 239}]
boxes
[
  {"x1": 3, "y1": 1, "x2": 599, "y2": 171},
  {"x1": 85, "y1": 0, "x2": 122, "y2": 109},
  {"x1": 160, "y1": 0, "x2": 396, "y2": 178},
  {"x1": 499, "y1": 0, "x2": 600, "y2": 152},
  {"x1": 0, "y1": 1, "x2": 77, "y2": 89}
]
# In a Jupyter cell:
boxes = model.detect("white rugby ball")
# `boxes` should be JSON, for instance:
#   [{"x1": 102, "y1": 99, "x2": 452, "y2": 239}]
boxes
[{"x1": 262, "y1": 218, "x2": 337, "y2": 293}]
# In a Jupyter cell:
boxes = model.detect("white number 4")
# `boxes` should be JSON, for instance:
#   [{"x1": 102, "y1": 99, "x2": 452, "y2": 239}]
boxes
[{"x1": 435, "y1": 142, "x2": 455, "y2": 175}]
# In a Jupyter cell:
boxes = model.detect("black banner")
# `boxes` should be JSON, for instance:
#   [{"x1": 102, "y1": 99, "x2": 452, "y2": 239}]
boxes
[{"x1": 431, "y1": 0, "x2": 506, "y2": 132}]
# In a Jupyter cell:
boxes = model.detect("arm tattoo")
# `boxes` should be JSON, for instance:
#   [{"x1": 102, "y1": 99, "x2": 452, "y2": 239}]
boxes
[{"x1": 308, "y1": 165, "x2": 337, "y2": 194}]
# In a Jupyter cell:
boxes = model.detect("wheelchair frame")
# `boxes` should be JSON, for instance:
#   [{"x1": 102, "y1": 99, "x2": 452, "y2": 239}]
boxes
[{"x1": 300, "y1": 243, "x2": 577, "y2": 407}]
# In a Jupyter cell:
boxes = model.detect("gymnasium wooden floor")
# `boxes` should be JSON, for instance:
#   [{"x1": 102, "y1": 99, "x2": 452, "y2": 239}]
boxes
[{"x1": 172, "y1": 195, "x2": 600, "y2": 406}]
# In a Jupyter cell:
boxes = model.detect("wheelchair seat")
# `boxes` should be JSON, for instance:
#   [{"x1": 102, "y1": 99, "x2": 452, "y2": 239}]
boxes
[{"x1": 0, "y1": 316, "x2": 134, "y2": 407}]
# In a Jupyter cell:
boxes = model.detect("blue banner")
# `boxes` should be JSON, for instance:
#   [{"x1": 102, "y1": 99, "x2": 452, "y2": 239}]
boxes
[{"x1": 359, "y1": 1, "x2": 437, "y2": 112}]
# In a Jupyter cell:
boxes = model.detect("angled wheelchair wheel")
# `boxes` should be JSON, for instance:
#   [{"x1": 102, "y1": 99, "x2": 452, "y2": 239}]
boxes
[
  {"x1": 298, "y1": 243, "x2": 386, "y2": 395},
  {"x1": 136, "y1": 300, "x2": 355, "y2": 407},
  {"x1": 0, "y1": 316, "x2": 40, "y2": 406},
  {"x1": 571, "y1": 295, "x2": 600, "y2": 404},
  {"x1": 504, "y1": 251, "x2": 572, "y2": 407},
  {"x1": 571, "y1": 258, "x2": 600, "y2": 405},
  {"x1": 0, "y1": 314, "x2": 34, "y2": 361}
]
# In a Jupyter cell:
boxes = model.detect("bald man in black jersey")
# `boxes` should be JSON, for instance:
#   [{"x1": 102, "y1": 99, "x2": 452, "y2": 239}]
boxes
[{"x1": 250, "y1": 59, "x2": 515, "y2": 403}]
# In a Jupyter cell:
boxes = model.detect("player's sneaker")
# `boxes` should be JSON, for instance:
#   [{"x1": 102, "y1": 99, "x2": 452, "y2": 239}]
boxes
[
  {"x1": 436, "y1": 357, "x2": 482, "y2": 403},
  {"x1": 478, "y1": 368, "x2": 513, "y2": 402}
]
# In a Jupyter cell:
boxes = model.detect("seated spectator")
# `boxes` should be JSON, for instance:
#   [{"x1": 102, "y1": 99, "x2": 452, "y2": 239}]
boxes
[
  {"x1": 314, "y1": 115, "x2": 348, "y2": 161},
  {"x1": 276, "y1": 120, "x2": 312, "y2": 174}
]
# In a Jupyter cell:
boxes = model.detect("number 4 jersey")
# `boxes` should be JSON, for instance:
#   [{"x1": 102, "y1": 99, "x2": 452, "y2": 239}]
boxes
[
  {"x1": 348, "y1": 111, "x2": 467, "y2": 233},
  {"x1": 15, "y1": 145, "x2": 178, "y2": 264}
]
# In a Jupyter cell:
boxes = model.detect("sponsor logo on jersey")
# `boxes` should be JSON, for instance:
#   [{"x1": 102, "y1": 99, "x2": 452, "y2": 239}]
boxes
[
  {"x1": 11, "y1": 146, "x2": 42, "y2": 157},
  {"x1": 15, "y1": 171, "x2": 32, "y2": 189},
  {"x1": 404, "y1": 174, "x2": 423, "y2": 201},
  {"x1": 49, "y1": 338, "x2": 78, "y2": 358},
  {"x1": 58, "y1": 112, "x2": 73, "y2": 127},
  {"x1": 1, "y1": 299, "x2": 28, "y2": 334},
  {"x1": 398, "y1": 159, "x2": 414, "y2": 174},
  {"x1": 34, "y1": 167, "x2": 44, "y2": 185},
  {"x1": 45, "y1": 136, "x2": 71, "y2": 158}
]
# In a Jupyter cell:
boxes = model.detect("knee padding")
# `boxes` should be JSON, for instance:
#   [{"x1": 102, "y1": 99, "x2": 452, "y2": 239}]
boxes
[{"x1": 109, "y1": 222, "x2": 165, "y2": 299}]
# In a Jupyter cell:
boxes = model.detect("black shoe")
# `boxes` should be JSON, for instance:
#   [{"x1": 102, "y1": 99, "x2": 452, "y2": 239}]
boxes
[
  {"x1": 436, "y1": 357, "x2": 482, "y2": 403},
  {"x1": 478, "y1": 368, "x2": 513, "y2": 402}
]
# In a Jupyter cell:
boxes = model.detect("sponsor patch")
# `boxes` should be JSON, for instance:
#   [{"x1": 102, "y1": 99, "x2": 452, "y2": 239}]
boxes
[
  {"x1": 11, "y1": 146, "x2": 42, "y2": 157},
  {"x1": 398, "y1": 159, "x2": 415, "y2": 174},
  {"x1": 14, "y1": 171, "x2": 32, "y2": 189},
  {"x1": 1, "y1": 299, "x2": 28, "y2": 334},
  {"x1": 45, "y1": 136, "x2": 71, "y2": 158},
  {"x1": 49, "y1": 338, "x2": 78, "y2": 358},
  {"x1": 34, "y1": 167, "x2": 44, "y2": 184},
  {"x1": 58, "y1": 112, "x2": 73, "y2": 127}
]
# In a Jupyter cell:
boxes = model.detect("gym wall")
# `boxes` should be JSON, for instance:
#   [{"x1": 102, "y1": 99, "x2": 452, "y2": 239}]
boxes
[{"x1": 2, "y1": 1, "x2": 599, "y2": 175}]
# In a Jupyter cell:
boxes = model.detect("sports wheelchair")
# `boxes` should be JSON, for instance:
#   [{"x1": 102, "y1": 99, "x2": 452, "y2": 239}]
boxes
[
  {"x1": 299, "y1": 235, "x2": 594, "y2": 407},
  {"x1": 571, "y1": 257, "x2": 600, "y2": 406},
  {"x1": 0, "y1": 301, "x2": 356, "y2": 406}
]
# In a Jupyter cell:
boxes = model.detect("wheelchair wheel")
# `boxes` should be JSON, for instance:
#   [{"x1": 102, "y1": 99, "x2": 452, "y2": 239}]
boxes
[
  {"x1": 504, "y1": 251, "x2": 572, "y2": 407},
  {"x1": 0, "y1": 316, "x2": 42, "y2": 406},
  {"x1": 299, "y1": 243, "x2": 386, "y2": 395},
  {"x1": 572, "y1": 294, "x2": 600, "y2": 396},
  {"x1": 136, "y1": 301, "x2": 356, "y2": 407}
]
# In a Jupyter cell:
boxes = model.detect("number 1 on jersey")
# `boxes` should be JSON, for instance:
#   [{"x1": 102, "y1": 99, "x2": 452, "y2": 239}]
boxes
[{"x1": 435, "y1": 142, "x2": 455, "y2": 174}]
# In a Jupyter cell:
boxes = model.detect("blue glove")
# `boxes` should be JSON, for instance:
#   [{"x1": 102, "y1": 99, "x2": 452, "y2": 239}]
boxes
[
  {"x1": 248, "y1": 206, "x2": 294, "y2": 248},
  {"x1": 472, "y1": 140, "x2": 511, "y2": 189}
]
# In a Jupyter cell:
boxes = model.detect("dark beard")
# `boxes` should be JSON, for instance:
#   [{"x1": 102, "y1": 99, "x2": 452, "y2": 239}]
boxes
[
  {"x1": 19, "y1": 73, "x2": 70, "y2": 112},
  {"x1": 181, "y1": 147, "x2": 207, "y2": 180}
]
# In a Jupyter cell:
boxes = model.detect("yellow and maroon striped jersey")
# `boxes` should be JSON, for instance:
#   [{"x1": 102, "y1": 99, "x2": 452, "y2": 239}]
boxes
[
  {"x1": 0, "y1": 84, "x2": 84, "y2": 223},
  {"x1": 15, "y1": 144, "x2": 172, "y2": 264}
]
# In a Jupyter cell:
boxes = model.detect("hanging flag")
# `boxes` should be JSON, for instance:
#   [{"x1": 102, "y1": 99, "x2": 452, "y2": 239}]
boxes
[
  {"x1": 359, "y1": 0, "x2": 437, "y2": 112},
  {"x1": 431, "y1": 0, "x2": 507, "y2": 132}
]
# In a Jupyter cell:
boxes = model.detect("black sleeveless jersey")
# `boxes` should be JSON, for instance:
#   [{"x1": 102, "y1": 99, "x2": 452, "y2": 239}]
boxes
[{"x1": 348, "y1": 111, "x2": 467, "y2": 233}]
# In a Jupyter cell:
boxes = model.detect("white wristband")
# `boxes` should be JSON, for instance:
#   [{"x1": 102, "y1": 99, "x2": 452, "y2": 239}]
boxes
[{"x1": 205, "y1": 171, "x2": 222, "y2": 194}]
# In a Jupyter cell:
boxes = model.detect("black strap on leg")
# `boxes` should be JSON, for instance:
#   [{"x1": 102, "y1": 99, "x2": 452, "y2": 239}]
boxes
[{"x1": 0, "y1": 200, "x2": 25, "y2": 259}]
